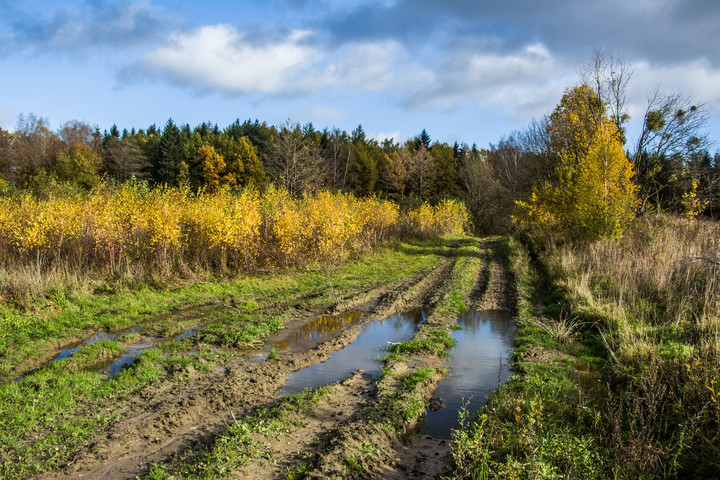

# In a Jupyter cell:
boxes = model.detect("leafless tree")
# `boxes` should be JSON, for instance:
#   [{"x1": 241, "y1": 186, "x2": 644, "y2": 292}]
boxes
[
  {"x1": 582, "y1": 48, "x2": 634, "y2": 132},
  {"x1": 409, "y1": 145, "x2": 436, "y2": 200},
  {"x1": 266, "y1": 121, "x2": 323, "y2": 196}
]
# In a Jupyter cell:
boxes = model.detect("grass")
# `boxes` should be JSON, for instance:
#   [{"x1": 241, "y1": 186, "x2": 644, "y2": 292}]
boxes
[
  {"x1": 451, "y1": 215, "x2": 720, "y2": 479},
  {"x1": 0, "y1": 238, "x2": 443, "y2": 382},
  {"x1": 143, "y1": 387, "x2": 331, "y2": 479}
]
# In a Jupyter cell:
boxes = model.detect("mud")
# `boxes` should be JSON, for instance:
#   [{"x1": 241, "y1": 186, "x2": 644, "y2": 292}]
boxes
[{"x1": 33, "y1": 240, "x2": 519, "y2": 480}]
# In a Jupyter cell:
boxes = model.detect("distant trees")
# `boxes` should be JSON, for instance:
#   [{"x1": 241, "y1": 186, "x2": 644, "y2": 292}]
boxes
[
  {"x1": 633, "y1": 91, "x2": 710, "y2": 213},
  {"x1": 266, "y1": 122, "x2": 323, "y2": 196}
]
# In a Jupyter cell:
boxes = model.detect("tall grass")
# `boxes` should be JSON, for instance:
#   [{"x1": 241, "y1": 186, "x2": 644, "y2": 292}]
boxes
[
  {"x1": 553, "y1": 214, "x2": 720, "y2": 477},
  {"x1": 0, "y1": 182, "x2": 470, "y2": 302}
]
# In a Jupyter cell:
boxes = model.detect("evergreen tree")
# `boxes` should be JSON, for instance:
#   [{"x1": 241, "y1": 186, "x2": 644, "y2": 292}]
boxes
[
  {"x1": 416, "y1": 129, "x2": 431, "y2": 150},
  {"x1": 156, "y1": 119, "x2": 184, "y2": 185}
]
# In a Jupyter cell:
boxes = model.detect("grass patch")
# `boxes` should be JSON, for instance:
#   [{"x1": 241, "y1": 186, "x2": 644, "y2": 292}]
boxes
[{"x1": 385, "y1": 329, "x2": 456, "y2": 357}]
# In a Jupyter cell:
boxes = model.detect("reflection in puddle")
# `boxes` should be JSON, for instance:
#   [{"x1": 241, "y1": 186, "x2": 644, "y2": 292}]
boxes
[
  {"x1": 249, "y1": 311, "x2": 365, "y2": 363},
  {"x1": 98, "y1": 338, "x2": 158, "y2": 377},
  {"x1": 282, "y1": 310, "x2": 426, "y2": 395},
  {"x1": 273, "y1": 311, "x2": 363, "y2": 351},
  {"x1": 422, "y1": 310, "x2": 516, "y2": 439},
  {"x1": 98, "y1": 327, "x2": 203, "y2": 378},
  {"x1": 53, "y1": 328, "x2": 141, "y2": 362}
]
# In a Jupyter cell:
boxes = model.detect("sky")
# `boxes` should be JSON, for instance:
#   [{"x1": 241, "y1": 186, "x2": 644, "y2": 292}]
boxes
[{"x1": 1, "y1": 0, "x2": 719, "y2": 150}]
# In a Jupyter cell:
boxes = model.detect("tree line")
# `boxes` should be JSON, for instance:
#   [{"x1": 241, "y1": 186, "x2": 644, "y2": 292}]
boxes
[{"x1": 0, "y1": 116, "x2": 474, "y2": 207}]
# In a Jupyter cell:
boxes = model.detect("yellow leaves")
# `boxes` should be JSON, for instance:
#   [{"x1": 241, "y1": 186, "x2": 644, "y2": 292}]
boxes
[
  {"x1": 0, "y1": 184, "x2": 458, "y2": 272},
  {"x1": 199, "y1": 145, "x2": 226, "y2": 193},
  {"x1": 408, "y1": 199, "x2": 470, "y2": 237},
  {"x1": 681, "y1": 181, "x2": 709, "y2": 220},
  {"x1": 515, "y1": 112, "x2": 638, "y2": 243}
]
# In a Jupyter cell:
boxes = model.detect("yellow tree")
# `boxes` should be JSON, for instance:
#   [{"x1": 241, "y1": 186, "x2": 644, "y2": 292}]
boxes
[
  {"x1": 226, "y1": 136, "x2": 267, "y2": 188},
  {"x1": 514, "y1": 86, "x2": 637, "y2": 242},
  {"x1": 199, "y1": 144, "x2": 226, "y2": 193}
]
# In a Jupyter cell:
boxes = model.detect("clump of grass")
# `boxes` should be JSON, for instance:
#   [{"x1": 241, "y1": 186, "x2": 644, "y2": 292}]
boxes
[
  {"x1": 385, "y1": 328, "x2": 455, "y2": 357},
  {"x1": 531, "y1": 316, "x2": 584, "y2": 347}
]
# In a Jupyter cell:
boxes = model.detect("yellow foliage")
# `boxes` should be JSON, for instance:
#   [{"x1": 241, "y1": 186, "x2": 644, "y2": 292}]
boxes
[
  {"x1": 0, "y1": 183, "x2": 457, "y2": 275},
  {"x1": 407, "y1": 199, "x2": 470, "y2": 237},
  {"x1": 514, "y1": 110, "x2": 638, "y2": 242},
  {"x1": 680, "y1": 182, "x2": 708, "y2": 220}
]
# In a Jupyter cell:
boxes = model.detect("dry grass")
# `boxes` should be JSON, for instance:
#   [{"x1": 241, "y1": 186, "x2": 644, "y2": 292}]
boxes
[
  {"x1": 550, "y1": 214, "x2": 720, "y2": 477},
  {"x1": 531, "y1": 315, "x2": 584, "y2": 346}
]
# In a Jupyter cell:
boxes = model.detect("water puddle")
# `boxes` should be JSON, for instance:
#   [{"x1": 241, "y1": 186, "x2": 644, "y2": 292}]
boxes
[
  {"x1": 274, "y1": 311, "x2": 364, "y2": 351},
  {"x1": 98, "y1": 337, "x2": 159, "y2": 377},
  {"x1": 247, "y1": 311, "x2": 364, "y2": 363},
  {"x1": 54, "y1": 328, "x2": 142, "y2": 362},
  {"x1": 421, "y1": 309, "x2": 516, "y2": 439},
  {"x1": 97, "y1": 327, "x2": 203, "y2": 378},
  {"x1": 281, "y1": 309, "x2": 426, "y2": 395}
]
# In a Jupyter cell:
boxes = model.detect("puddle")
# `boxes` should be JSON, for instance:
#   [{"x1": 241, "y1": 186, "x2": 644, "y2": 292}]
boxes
[
  {"x1": 97, "y1": 337, "x2": 159, "y2": 377},
  {"x1": 248, "y1": 311, "x2": 364, "y2": 362},
  {"x1": 281, "y1": 310, "x2": 426, "y2": 395},
  {"x1": 421, "y1": 310, "x2": 516, "y2": 439},
  {"x1": 54, "y1": 328, "x2": 142, "y2": 362},
  {"x1": 274, "y1": 311, "x2": 364, "y2": 350},
  {"x1": 97, "y1": 327, "x2": 203, "y2": 378},
  {"x1": 174, "y1": 327, "x2": 201, "y2": 342}
]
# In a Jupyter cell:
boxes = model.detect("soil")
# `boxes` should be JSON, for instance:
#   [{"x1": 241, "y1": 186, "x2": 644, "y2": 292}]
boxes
[{"x1": 33, "y1": 240, "x2": 518, "y2": 479}]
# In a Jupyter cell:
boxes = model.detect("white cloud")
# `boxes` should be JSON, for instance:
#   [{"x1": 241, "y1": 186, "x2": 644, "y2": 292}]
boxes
[
  {"x1": 134, "y1": 25, "x2": 325, "y2": 95},
  {"x1": 627, "y1": 59, "x2": 720, "y2": 119},
  {"x1": 404, "y1": 42, "x2": 571, "y2": 118},
  {"x1": 372, "y1": 131, "x2": 403, "y2": 143},
  {"x1": 128, "y1": 25, "x2": 431, "y2": 98}
]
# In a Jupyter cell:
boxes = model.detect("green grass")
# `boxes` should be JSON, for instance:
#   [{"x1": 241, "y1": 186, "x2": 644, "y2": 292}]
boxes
[
  {"x1": 450, "y1": 236, "x2": 613, "y2": 479},
  {"x1": 0, "y1": 237, "x2": 449, "y2": 478}
]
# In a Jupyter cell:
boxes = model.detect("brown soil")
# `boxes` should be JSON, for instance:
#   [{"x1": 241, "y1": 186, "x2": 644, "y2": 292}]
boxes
[
  {"x1": 471, "y1": 240, "x2": 517, "y2": 313},
  {"x1": 35, "y1": 240, "x2": 518, "y2": 480}
]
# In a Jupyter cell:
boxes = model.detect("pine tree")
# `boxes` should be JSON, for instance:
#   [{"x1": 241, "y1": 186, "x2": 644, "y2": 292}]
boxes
[{"x1": 156, "y1": 119, "x2": 184, "y2": 185}]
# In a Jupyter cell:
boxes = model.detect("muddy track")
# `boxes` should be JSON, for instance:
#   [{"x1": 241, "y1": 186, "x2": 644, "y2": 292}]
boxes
[
  {"x1": 38, "y1": 256, "x2": 457, "y2": 480},
  {"x1": 301, "y1": 239, "x2": 517, "y2": 479},
  {"x1": 470, "y1": 240, "x2": 517, "y2": 314}
]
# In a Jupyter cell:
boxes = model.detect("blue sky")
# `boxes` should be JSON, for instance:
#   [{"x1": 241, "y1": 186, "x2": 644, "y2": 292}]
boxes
[{"x1": 1, "y1": 0, "x2": 719, "y2": 149}]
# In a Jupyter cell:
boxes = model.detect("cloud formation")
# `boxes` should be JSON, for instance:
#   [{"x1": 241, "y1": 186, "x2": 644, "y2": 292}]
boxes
[
  {"x1": 127, "y1": 25, "x2": 322, "y2": 96},
  {"x1": 323, "y1": 0, "x2": 720, "y2": 67},
  {"x1": 124, "y1": 25, "x2": 431, "y2": 100}
]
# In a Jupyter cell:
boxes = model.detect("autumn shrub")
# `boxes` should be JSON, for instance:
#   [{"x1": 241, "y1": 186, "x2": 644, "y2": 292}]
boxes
[
  {"x1": 0, "y1": 183, "x2": 414, "y2": 298},
  {"x1": 183, "y1": 188, "x2": 262, "y2": 269},
  {"x1": 406, "y1": 198, "x2": 470, "y2": 236}
]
